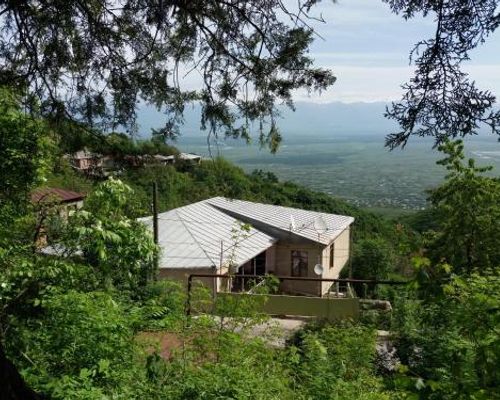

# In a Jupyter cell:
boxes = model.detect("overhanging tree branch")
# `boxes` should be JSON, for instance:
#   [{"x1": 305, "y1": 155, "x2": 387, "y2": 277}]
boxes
[{"x1": 384, "y1": 0, "x2": 500, "y2": 149}]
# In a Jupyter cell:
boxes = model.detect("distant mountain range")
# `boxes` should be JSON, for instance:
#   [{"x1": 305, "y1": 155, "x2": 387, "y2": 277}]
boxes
[{"x1": 136, "y1": 101, "x2": 399, "y2": 139}]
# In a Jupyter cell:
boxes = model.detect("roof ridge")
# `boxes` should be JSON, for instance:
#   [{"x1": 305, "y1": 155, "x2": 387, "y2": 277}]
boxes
[
  {"x1": 207, "y1": 198, "x2": 354, "y2": 245},
  {"x1": 175, "y1": 209, "x2": 217, "y2": 267},
  {"x1": 209, "y1": 203, "x2": 318, "y2": 243},
  {"x1": 208, "y1": 197, "x2": 348, "y2": 218}
]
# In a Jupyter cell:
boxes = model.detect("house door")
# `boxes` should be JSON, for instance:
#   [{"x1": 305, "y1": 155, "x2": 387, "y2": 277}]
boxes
[{"x1": 255, "y1": 251, "x2": 266, "y2": 275}]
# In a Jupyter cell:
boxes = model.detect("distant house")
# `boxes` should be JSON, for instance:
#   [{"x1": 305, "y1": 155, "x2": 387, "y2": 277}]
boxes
[
  {"x1": 141, "y1": 197, "x2": 354, "y2": 297},
  {"x1": 31, "y1": 187, "x2": 86, "y2": 214},
  {"x1": 69, "y1": 149, "x2": 101, "y2": 171},
  {"x1": 31, "y1": 188, "x2": 86, "y2": 247},
  {"x1": 178, "y1": 152, "x2": 202, "y2": 164},
  {"x1": 159, "y1": 152, "x2": 202, "y2": 165},
  {"x1": 67, "y1": 150, "x2": 199, "y2": 174},
  {"x1": 68, "y1": 149, "x2": 116, "y2": 176}
]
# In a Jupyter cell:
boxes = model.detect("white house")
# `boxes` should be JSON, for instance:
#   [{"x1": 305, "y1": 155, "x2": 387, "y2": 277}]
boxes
[{"x1": 141, "y1": 197, "x2": 354, "y2": 297}]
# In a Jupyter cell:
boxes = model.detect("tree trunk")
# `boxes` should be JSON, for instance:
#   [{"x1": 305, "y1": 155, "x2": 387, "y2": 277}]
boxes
[{"x1": 0, "y1": 343, "x2": 46, "y2": 400}]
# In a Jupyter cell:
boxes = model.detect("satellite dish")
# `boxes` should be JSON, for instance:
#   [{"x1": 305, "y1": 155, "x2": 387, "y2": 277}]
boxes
[
  {"x1": 289, "y1": 215, "x2": 296, "y2": 231},
  {"x1": 314, "y1": 264, "x2": 324, "y2": 276},
  {"x1": 313, "y1": 216, "x2": 328, "y2": 234}
]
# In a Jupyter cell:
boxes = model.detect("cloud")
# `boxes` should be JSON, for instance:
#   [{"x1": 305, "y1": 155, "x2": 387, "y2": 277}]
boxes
[
  {"x1": 293, "y1": 64, "x2": 500, "y2": 103},
  {"x1": 298, "y1": 0, "x2": 500, "y2": 103},
  {"x1": 170, "y1": 0, "x2": 500, "y2": 104},
  {"x1": 294, "y1": 65, "x2": 412, "y2": 103}
]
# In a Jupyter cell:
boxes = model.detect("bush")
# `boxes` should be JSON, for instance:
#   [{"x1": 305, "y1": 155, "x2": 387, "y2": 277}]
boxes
[
  {"x1": 352, "y1": 238, "x2": 393, "y2": 280},
  {"x1": 290, "y1": 323, "x2": 391, "y2": 400},
  {"x1": 390, "y1": 271, "x2": 500, "y2": 399},
  {"x1": 135, "y1": 280, "x2": 186, "y2": 330},
  {"x1": 13, "y1": 291, "x2": 133, "y2": 385}
]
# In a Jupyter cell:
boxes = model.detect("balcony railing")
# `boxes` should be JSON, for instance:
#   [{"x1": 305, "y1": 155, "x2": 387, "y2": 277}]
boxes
[{"x1": 186, "y1": 273, "x2": 407, "y2": 316}]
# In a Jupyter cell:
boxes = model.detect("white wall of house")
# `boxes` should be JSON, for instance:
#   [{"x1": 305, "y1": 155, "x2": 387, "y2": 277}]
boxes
[{"x1": 320, "y1": 227, "x2": 350, "y2": 295}]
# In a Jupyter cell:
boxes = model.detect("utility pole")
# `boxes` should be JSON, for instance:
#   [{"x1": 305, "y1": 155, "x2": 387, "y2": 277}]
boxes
[
  {"x1": 152, "y1": 182, "x2": 159, "y2": 276},
  {"x1": 152, "y1": 181, "x2": 159, "y2": 245}
]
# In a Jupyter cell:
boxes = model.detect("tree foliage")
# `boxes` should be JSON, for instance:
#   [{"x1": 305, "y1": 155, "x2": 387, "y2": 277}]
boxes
[
  {"x1": 0, "y1": 100, "x2": 158, "y2": 397},
  {"x1": 391, "y1": 270, "x2": 500, "y2": 399},
  {"x1": 425, "y1": 140, "x2": 500, "y2": 274},
  {"x1": 384, "y1": 0, "x2": 500, "y2": 148},
  {"x1": 387, "y1": 141, "x2": 500, "y2": 398},
  {"x1": 64, "y1": 178, "x2": 158, "y2": 291},
  {"x1": 1, "y1": 2, "x2": 499, "y2": 149},
  {"x1": 0, "y1": 0, "x2": 335, "y2": 151},
  {"x1": 291, "y1": 323, "x2": 390, "y2": 400},
  {"x1": 0, "y1": 87, "x2": 54, "y2": 205},
  {"x1": 352, "y1": 238, "x2": 394, "y2": 281}
]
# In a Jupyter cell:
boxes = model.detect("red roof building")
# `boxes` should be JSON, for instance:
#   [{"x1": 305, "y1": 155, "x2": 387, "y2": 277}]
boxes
[{"x1": 31, "y1": 188, "x2": 86, "y2": 205}]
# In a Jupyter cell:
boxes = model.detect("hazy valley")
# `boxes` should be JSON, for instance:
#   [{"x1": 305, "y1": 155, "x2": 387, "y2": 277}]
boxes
[{"x1": 139, "y1": 102, "x2": 500, "y2": 213}]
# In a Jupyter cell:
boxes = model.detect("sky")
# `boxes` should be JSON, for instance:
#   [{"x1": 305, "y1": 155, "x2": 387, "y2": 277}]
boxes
[
  {"x1": 139, "y1": 1, "x2": 500, "y2": 135},
  {"x1": 296, "y1": 0, "x2": 500, "y2": 103}
]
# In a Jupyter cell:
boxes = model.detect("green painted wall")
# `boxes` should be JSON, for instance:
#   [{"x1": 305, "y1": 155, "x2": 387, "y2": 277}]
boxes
[{"x1": 221, "y1": 293, "x2": 359, "y2": 321}]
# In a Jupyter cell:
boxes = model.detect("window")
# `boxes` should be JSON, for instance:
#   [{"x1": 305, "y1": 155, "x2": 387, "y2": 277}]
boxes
[
  {"x1": 291, "y1": 250, "x2": 308, "y2": 277},
  {"x1": 329, "y1": 244, "x2": 335, "y2": 269}
]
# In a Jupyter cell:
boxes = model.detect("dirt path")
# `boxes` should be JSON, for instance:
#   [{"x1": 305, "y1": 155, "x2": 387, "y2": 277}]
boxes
[{"x1": 138, "y1": 317, "x2": 309, "y2": 359}]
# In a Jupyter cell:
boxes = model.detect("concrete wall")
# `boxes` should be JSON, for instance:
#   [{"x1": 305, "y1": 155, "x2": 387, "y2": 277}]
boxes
[
  {"x1": 274, "y1": 242, "x2": 323, "y2": 296},
  {"x1": 158, "y1": 266, "x2": 228, "y2": 292},
  {"x1": 221, "y1": 293, "x2": 359, "y2": 321},
  {"x1": 272, "y1": 226, "x2": 351, "y2": 297}
]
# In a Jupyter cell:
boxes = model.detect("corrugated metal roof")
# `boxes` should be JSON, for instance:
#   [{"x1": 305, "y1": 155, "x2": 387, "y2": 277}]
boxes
[
  {"x1": 207, "y1": 197, "x2": 354, "y2": 245},
  {"x1": 31, "y1": 187, "x2": 86, "y2": 204},
  {"x1": 179, "y1": 153, "x2": 201, "y2": 160},
  {"x1": 140, "y1": 197, "x2": 354, "y2": 270},
  {"x1": 140, "y1": 201, "x2": 276, "y2": 269},
  {"x1": 161, "y1": 153, "x2": 201, "y2": 161}
]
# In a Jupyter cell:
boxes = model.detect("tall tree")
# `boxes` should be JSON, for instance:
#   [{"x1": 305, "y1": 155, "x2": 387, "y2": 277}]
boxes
[
  {"x1": 0, "y1": 0, "x2": 336, "y2": 151},
  {"x1": 0, "y1": 88, "x2": 54, "y2": 400},
  {"x1": 383, "y1": 0, "x2": 500, "y2": 148},
  {"x1": 426, "y1": 140, "x2": 500, "y2": 274}
]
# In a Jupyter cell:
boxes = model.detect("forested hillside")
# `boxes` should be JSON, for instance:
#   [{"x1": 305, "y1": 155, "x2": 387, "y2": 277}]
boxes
[
  {"x1": 1, "y1": 83, "x2": 500, "y2": 400},
  {"x1": 48, "y1": 144, "x2": 412, "y2": 282},
  {"x1": 1, "y1": 0, "x2": 499, "y2": 398}
]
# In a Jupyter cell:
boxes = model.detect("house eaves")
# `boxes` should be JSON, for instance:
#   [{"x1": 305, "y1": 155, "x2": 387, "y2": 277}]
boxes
[
  {"x1": 139, "y1": 200, "x2": 276, "y2": 270},
  {"x1": 207, "y1": 197, "x2": 354, "y2": 246}
]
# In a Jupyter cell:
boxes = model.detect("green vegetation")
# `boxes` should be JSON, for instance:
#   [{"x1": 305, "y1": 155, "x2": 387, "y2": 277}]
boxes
[
  {"x1": 391, "y1": 270, "x2": 500, "y2": 399},
  {"x1": 0, "y1": 88, "x2": 55, "y2": 206},
  {"x1": 1, "y1": 0, "x2": 500, "y2": 397},
  {"x1": 425, "y1": 141, "x2": 500, "y2": 274},
  {"x1": 1, "y1": 82, "x2": 499, "y2": 400}
]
